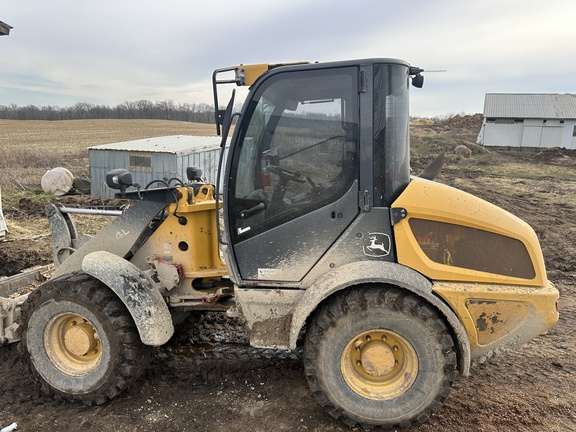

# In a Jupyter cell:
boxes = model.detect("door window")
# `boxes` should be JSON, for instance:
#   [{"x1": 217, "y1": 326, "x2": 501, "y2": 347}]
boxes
[{"x1": 228, "y1": 68, "x2": 359, "y2": 242}]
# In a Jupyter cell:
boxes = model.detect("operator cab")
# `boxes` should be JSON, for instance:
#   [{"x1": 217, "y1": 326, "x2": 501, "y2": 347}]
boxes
[{"x1": 213, "y1": 59, "x2": 422, "y2": 285}]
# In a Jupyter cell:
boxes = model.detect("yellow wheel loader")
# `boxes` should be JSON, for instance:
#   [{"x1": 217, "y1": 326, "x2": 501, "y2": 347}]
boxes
[{"x1": 1, "y1": 58, "x2": 559, "y2": 429}]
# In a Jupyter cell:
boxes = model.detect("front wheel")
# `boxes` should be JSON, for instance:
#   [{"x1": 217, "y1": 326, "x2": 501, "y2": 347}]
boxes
[
  {"x1": 19, "y1": 273, "x2": 151, "y2": 405},
  {"x1": 304, "y1": 286, "x2": 456, "y2": 429}
]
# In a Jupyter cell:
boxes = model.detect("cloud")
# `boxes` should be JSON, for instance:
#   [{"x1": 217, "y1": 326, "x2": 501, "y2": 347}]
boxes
[{"x1": 1, "y1": 0, "x2": 576, "y2": 116}]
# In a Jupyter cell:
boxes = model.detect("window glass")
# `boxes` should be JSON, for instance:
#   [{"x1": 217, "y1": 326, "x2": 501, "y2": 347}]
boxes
[
  {"x1": 229, "y1": 68, "x2": 359, "y2": 241},
  {"x1": 373, "y1": 63, "x2": 410, "y2": 206},
  {"x1": 409, "y1": 218, "x2": 536, "y2": 279}
]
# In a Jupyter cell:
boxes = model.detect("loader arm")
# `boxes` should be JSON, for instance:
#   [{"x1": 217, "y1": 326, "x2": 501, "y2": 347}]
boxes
[{"x1": 51, "y1": 199, "x2": 169, "y2": 277}]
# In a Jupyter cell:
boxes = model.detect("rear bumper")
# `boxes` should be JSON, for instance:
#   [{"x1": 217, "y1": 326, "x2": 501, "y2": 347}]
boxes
[{"x1": 433, "y1": 280, "x2": 559, "y2": 362}]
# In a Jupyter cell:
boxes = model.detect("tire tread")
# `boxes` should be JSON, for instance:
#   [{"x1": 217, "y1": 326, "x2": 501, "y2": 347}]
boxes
[
  {"x1": 19, "y1": 272, "x2": 151, "y2": 405},
  {"x1": 303, "y1": 286, "x2": 456, "y2": 429}
]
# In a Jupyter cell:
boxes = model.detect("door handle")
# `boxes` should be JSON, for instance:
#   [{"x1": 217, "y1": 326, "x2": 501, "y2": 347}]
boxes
[{"x1": 239, "y1": 202, "x2": 266, "y2": 219}]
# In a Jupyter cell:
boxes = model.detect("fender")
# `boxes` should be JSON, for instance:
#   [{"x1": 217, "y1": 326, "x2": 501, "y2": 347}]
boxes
[
  {"x1": 82, "y1": 250, "x2": 174, "y2": 346},
  {"x1": 290, "y1": 261, "x2": 471, "y2": 376}
]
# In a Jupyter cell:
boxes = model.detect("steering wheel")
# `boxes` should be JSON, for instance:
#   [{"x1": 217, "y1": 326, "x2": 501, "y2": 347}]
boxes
[{"x1": 266, "y1": 165, "x2": 306, "y2": 184}]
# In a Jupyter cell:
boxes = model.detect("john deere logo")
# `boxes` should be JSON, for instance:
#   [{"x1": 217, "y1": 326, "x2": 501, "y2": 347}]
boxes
[{"x1": 363, "y1": 233, "x2": 391, "y2": 258}]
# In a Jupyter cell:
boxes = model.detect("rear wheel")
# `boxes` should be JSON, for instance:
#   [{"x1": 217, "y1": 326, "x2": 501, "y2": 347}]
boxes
[
  {"x1": 19, "y1": 273, "x2": 151, "y2": 405},
  {"x1": 304, "y1": 286, "x2": 456, "y2": 429}
]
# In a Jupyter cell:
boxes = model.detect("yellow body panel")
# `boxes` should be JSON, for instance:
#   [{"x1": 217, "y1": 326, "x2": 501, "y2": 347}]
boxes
[
  {"x1": 139, "y1": 185, "x2": 227, "y2": 279},
  {"x1": 392, "y1": 177, "x2": 547, "y2": 286},
  {"x1": 235, "y1": 62, "x2": 310, "y2": 86},
  {"x1": 392, "y1": 177, "x2": 559, "y2": 359},
  {"x1": 433, "y1": 281, "x2": 558, "y2": 359}
]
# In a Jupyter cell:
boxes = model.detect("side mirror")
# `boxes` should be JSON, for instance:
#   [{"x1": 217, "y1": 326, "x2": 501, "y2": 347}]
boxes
[{"x1": 412, "y1": 74, "x2": 424, "y2": 88}]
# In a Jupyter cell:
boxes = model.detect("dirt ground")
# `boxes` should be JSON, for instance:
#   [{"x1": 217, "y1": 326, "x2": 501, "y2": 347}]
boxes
[{"x1": 1, "y1": 117, "x2": 575, "y2": 431}]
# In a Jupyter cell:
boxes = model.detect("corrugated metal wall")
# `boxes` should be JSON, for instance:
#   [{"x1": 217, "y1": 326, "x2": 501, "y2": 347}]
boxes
[
  {"x1": 483, "y1": 123, "x2": 524, "y2": 147},
  {"x1": 480, "y1": 120, "x2": 575, "y2": 149},
  {"x1": 89, "y1": 136, "x2": 229, "y2": 198},
  {"x1": 563, "y1": 121, "x2": 576, "y2": 148},
  {"x1": 177, "y1": 146, "x2": 229, "y2": 187}
]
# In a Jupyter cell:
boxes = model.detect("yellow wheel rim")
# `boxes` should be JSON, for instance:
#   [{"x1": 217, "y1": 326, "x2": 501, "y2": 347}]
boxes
[
  {"x1": 341, "y1": 329, "x2": 418, "y2": 400},
  {"x1": 44, "y1": 312, "x2": 102, "y2": 376}
]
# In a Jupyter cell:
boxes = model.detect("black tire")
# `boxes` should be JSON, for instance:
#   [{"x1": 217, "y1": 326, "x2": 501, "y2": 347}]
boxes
[
  {"x1": 19, "y1": 272, "x2": 151, "y2": 405},
  {"x1": 303, "y1": 286, "x2": 456, "y2": 429}
]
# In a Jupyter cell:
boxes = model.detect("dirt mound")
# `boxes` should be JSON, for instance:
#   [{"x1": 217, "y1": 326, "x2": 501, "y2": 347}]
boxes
[
  {"x1": 0, "y1": 195, "x2": 124, "y2": 278},
  {"x1": 535, "y1": 147, "x2": 576, "y2": 161},
  {"x1": 0, "y1": 245, "x2": 51, "y2": 278},
  {"x1": 438, "y1": 113, "x2": 483, "y2": 130},
  {"x1": 411, "y1": 117, "x2": 435, "y2": 126},
  {"x1": 411, "y1": 114, "x2": 483, "y2": 132}
]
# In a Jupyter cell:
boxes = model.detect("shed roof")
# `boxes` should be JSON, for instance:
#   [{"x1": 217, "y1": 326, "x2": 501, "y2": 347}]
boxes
[
  {"x1": 89, "y1": 135, "x2": 222, "y2": 155},
  {"x1": 483, "y1": 93, "x2": 576, "y2": 119}
]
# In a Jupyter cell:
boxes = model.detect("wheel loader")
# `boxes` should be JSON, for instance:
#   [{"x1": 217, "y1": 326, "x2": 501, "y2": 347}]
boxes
[{"x1": 0, "y1": 58, "x2": 559, "y2": 429}]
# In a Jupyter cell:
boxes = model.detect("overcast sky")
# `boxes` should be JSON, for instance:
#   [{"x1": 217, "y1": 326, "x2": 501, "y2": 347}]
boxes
[{"x1": 1, "y1": 0, "x2": 575, "y2": 117}]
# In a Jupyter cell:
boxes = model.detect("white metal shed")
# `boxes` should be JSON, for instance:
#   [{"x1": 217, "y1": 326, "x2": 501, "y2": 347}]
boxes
[
  {"x1": 89, "y1": 135, "x2": 228, "y2": 198},
  {"x1": 477, "y1": 93, "x2": 576, "y2": 149}
]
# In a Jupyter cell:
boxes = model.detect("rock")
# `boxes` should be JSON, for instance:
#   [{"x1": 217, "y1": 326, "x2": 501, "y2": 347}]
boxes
[
  {"x1": 454, "y1": 144, "x2": 472, "y2": 158},
  {"x1": 40, "y1": 167, "x2": 74, "y2": 196}
]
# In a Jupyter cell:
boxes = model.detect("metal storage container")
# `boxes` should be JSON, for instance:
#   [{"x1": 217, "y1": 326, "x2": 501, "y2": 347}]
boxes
[{"x1": 89, "y1": 135, "x2": 228, "y2": 198}]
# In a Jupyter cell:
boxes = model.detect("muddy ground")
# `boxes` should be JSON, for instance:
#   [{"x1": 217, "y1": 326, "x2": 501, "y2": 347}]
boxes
[{"x1": 1, "y1": 119, "x2": 575, "y2": 431}]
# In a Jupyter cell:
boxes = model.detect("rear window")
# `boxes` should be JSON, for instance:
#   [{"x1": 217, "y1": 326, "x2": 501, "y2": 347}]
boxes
[{"x1": 409, "y1": 218, "x2": 536, "y2": 279}]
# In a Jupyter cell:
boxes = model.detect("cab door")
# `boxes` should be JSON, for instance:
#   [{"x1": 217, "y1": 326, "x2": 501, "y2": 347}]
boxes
[{"x1": 225, "y1": 67, "x2": 360, "y2": 283}]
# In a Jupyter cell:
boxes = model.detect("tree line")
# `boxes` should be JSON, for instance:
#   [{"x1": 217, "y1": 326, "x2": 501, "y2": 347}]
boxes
[{"x1": 0, "y1": 100, "x2": 218, "y2": 122}]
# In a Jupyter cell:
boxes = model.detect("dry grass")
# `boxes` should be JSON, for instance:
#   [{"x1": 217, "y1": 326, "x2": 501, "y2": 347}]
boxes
[
  {"x1": 0, "y1": 119, "x2": 217, "y2": 191},
  {"x1": 2, "y1": 117, "x2": 574, "y2": 197},
  {"x1": 410, "y1": 124, "x2": 576, "y2": 182}
]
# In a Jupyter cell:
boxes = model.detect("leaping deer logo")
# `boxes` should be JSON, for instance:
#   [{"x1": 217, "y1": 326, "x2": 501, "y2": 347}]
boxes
[{"x1": 363, "y1": 233, "x2": 391, "y2": 258}]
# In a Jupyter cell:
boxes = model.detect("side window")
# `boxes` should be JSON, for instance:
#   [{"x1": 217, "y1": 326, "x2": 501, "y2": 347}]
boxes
[
  {"x1": 373, "y1": 63, "x2": 410, "y2": 206},
  {"x1": 229, "y1": 68, "x2": 359, "y2": 241}
]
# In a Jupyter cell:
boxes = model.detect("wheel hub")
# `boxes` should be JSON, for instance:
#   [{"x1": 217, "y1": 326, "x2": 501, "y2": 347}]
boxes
[
  {"x1": 64, "y1": 322, "x2": 98, "y2": 356},
  {"x1": 360, "y1": 340, "x2": 395, "y2": 376},
  {"x1": 44, "y1": 313, "x2": 102, "y2": 376},
  {"x1": 341, "y1": 329, "x2": 418, "y2": 400}
]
